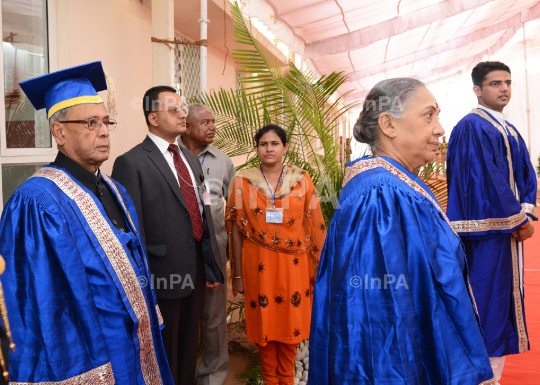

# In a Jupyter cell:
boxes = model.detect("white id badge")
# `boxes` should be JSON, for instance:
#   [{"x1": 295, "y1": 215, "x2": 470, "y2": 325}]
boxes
[
  {"x1": 205, "y1": 181, "x2": 211, "y2": 194},
  {"x1": 266, "y1": 208, "x2": 283, "y2": 223},
  {"x1": 203, "y1": 192, "x2": 212, "y2": 206}
]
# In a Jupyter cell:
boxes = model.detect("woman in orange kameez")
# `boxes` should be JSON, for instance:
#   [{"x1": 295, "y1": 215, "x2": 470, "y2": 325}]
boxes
[{"x1": 226, "y1": 125, "x2": 326, "y2": 385}]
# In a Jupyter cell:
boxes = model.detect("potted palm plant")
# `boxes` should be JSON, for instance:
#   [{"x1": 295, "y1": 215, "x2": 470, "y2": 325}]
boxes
[{"x1": 193, "y1": 2, "x2": 359, "y2": 224}]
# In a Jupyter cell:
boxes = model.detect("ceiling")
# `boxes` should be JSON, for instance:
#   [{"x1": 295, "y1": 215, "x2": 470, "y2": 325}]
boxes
[{"x1": 238, "y1": 0, "x2": 540, "y2": 101}]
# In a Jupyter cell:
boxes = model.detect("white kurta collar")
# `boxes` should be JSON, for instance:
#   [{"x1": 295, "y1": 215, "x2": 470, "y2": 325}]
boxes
[{"x1": 477, "y1": 104, "x2": 508, "y2": 127}]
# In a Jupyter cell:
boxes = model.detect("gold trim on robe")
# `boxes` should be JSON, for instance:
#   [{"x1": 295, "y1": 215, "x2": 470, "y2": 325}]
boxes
[
  {"x1": 450, "y1": 211, "x2": 528, "y2": 233},
  {"x1": 156, "y1": 305, "x2": 164, "y2": 326},
  {"x1": 34, "y1": 167, "x2": 164, "y2": 385},
  {"x1": 470, "y1": 109, "x2": 529, "y2": 353},
  {"x1": 101, "y1": 174, "x2": 156, "y2": 277},
  {"x1": 10, "y1": 362, "x2": 114, "y2": 385},
  {"x1": 471, "y1": 109, "x2": 516, "y2": 193},
  {"x1": 504, "y1": 121, "x2": 520, "y2": 143},
  {"x1": 342, "y1": 157, "x2": 457, "y2": 235},
  {"x1": 511, "y1": 238, "x2": 528, "y2": 353}
]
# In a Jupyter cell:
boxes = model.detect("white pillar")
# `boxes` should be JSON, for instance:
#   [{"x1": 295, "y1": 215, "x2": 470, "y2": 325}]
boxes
[
  {"x1": 152, "y1": 0, "x2": 174, "y2": 86},
  {"x1": 55, "y1": 0, "x2": 71, "y2": 71},
  {"x1": 199, "y1": 0, "x2": 209, "y2": 94},
  {"x1": 288, "y1": 51, "x2": 295, "y2": 64}
]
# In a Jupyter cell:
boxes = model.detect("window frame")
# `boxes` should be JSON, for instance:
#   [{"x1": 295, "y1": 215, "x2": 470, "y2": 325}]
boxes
[
  {"x1": 0, "y1": 0, "x2": 58, "y2": 160},
  {"x1": 0, "y1": 0, "x2": 58, "y2": 209}
]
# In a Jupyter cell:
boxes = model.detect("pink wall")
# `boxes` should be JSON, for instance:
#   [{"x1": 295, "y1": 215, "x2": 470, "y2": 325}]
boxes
[
  {"x1": 174, "y1": 29, "x2": 238, "y2": 94},
  {"x1": 207, "y1": 44, "x2": 238, "y2": 94},
  {"x1": 68, "y1": 0, "x2": 153, "y2": 175},
  {"x1": 65, "y1": 0, "x2": 238, "y2": 173}
]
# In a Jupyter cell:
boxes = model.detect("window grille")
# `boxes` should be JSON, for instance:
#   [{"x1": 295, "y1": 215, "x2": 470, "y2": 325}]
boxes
[{"x1": 174, "y1": 34, "x2": 201, "y2": 101}]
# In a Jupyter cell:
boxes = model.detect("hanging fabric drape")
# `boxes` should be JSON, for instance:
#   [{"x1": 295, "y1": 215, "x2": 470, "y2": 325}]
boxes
[{"x1": 237, "y1": 0, "x2": 540, "y2": 101}]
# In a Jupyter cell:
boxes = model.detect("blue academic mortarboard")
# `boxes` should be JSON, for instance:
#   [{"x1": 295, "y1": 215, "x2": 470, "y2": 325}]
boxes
[{"x1": 19, "y1": 61, "x2": 107, "y2": 120}]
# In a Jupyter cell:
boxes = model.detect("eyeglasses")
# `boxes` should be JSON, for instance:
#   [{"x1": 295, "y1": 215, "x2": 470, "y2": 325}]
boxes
[
  {"x1": 59, "y1": 118, "x2": 117, "y2": 131},
  {"x1": 155, "y1": 105, "x2": 188, "y2": 116},
  {"x1": 481, "y1": 80, "x2": 512, "y2": 89}
]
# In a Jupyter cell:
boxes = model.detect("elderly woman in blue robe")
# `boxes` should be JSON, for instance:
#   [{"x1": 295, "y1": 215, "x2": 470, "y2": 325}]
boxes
[{"x1": 308, "y1": 78, "x2": 494, "y2": 385}]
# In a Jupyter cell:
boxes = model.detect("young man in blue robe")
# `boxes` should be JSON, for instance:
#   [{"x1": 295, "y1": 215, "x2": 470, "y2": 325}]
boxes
[
  {"x1": 0, "y1": 62, "x2": 174, "y2": 385},
  {"x1": 446, "y1": 61, "x2": 537, "y2": 384}
]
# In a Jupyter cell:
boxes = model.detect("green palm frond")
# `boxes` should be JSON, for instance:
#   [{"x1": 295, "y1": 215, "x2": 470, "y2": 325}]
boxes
[{"x1": 192, "y1": 1, "x2": 360, "y2": 223}]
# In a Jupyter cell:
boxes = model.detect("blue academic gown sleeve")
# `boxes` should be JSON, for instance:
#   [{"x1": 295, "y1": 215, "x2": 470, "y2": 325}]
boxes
[
  {"x1": 0, "y1": 182, "x2": 113, "y2": 383},
  {"x1": 309, "y1": 161, "x2": 492, "y2": 385},
  {"x1": 447, "y1": 115, "x2": 530, "y2": 237},
  {"x1": 507, "y1": 121, "x2": 538, "y2": 219}
]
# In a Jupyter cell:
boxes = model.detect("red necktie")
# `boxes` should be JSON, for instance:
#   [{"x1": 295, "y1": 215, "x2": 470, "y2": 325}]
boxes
[{"x1": 168, "y1": 144, "x2": 204, "y2": 241}]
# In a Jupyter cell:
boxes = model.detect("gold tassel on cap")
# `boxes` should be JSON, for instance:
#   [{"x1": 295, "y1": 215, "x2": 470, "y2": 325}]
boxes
[{"x1": 104, "y1": 69, "x2": 117, "y2": 120}]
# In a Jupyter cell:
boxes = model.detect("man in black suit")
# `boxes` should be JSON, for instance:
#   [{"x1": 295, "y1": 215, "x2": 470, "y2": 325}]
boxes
[{"x1": 112, "y1": 86, "x2": 223, "y2": 385}]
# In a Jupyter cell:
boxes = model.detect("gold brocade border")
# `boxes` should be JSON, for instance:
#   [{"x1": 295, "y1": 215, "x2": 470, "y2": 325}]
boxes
[
  {"x1": 10, "y1": 362, "x2": 114, "y2": 385},
  {"x1": 156, "y1": 305, "x2": 164, "y2": 326},
  {"x1": 511, "y1": 238, "x2": 529, "y2": 353},
  {"x1": 468, "y1": 280, "x2": 480, "y2": 316},
  {"x1": 470, "y1": 109, "x2": 529, "y2": 354},
  {"x1": 342, "y1": 157, "x2": 456, "y2": 236},
  {"x1": 522, "y1": 203, "x2": 538, "y2": 219},
  {"x1": 450, "y1": 211, "x2": 528, "y2": 233},
  {"x1": 33, "y1": 168, "x2": 163, "y2": 385},
  {"x1": 102, "y1": 174, "x2": 154, "y2": 278},
  {"x1": 470, "y1": 109, "x2": 516, "y2": 194},
  {"x1": 505, "y1": 121, "x2": 519, "y2": 142}
]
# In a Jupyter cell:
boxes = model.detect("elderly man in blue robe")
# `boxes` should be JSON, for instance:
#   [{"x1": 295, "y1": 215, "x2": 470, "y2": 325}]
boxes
[
  {"x1": 446, "y1": 61, "x2": 537, "y2": 385},
  {"x1": 0, "y1": 62, "x2": 174, "y2": 384}
]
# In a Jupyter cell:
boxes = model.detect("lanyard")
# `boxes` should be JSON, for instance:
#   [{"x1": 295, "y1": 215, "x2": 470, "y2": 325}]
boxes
[
  {"x1": 260, "y1": 165, "x2": 284, "y2": 209},
  {"x1": 201, "y1": 152, "x2": 208, "y2": 166}
]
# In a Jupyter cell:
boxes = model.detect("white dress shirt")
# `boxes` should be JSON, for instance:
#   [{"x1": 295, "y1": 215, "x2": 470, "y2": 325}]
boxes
[
  {"x1": 148, "y1": 132, "x2": 203, "y2": 214},
  {"x1": 477, "y1": 104, "x2": 508, "y2": 128}
]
